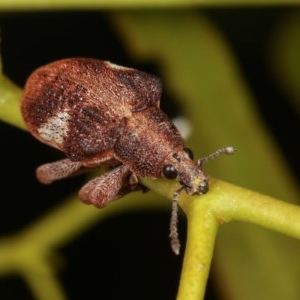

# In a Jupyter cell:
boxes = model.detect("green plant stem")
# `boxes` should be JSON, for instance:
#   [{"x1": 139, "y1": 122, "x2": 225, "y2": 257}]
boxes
[
  {"x1": 179, "y1": 199, "x2": 218, "y2": 299},
  {"x1": 141, "y1": 177, "x2": 300, "y2": 300},
  {"x1": 210, "y1": 180, "x2": 300, "y2": 237},
  {"x1": 0, "y1": 75, "x2": 24, "y2": 129},
  {"x1": 0, "y1": 191, "x2": 169, "y2": 299}
]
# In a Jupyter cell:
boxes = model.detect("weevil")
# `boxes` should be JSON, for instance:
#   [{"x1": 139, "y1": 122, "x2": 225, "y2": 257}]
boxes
[{"x1": 21, "y1": 58, "x2": 235, "y2": 254}]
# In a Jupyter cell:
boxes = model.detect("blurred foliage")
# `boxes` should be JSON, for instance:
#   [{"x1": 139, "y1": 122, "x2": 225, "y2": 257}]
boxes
[
  {"x1": 0, "y1": 6, "x2": 300, "y2": 300},
  {"x1": 270, "y1": 11, "x2": 300, "y2": 113},
  {"x1": 1, "y1": 0, "x2": 300, "y2": 9}
]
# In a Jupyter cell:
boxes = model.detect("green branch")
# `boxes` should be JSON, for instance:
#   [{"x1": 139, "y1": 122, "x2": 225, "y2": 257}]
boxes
[
  {"x1": 0, "y1": 75, "x2": 24, "y2": 129},
  {"x1": 141, "y1": 177, "x2": 300, "y2": 300}
]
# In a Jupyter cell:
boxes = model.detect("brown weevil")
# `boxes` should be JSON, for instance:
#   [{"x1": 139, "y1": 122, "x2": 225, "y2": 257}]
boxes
[{"x1": 21, "y1": 58, "x2": 236, "y2": 254}]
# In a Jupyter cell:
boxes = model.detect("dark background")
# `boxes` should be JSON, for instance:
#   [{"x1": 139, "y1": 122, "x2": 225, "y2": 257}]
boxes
[{"x1": 0, "y1": 9, "x2": 299, "y2": 300}]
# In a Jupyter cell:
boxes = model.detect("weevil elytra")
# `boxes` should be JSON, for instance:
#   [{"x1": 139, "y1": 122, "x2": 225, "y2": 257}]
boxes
[{"x1": 21, "y1": 58, "x2": 235, "y2": 254}]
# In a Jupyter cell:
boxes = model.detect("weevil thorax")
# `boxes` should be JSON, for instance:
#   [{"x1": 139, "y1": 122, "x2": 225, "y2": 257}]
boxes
[{"x1": 113, "y1": 105, "x2": 209, "y2": 196}]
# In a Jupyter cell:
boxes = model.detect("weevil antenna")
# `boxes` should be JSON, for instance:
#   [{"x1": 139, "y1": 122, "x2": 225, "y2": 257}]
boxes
[
  {"x1": 198, "y1": 146, "x2": 236, "y2": 168},
  {"x1": 170, "y1": 185, "x2": 185, "y2": 255}
]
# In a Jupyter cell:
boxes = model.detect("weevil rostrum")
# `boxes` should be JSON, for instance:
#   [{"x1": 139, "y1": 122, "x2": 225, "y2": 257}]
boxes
[{"x1": 21, "y1": 58, "x2": 236, "y2": 254}]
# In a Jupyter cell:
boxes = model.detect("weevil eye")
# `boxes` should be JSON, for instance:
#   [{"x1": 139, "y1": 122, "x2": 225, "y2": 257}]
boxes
[
  {"x1": 163, "y1": 165, "x2": 178, "y2": 179},
  {"x1": 183, "y1": 147, "x2": 194, "y2": 160}
]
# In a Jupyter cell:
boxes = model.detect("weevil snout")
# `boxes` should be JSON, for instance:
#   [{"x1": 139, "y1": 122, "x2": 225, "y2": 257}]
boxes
[
  {"x1": 180, "y1": 169, "x2": 209, "y2": 196},
  {"x1": 196, "y1": 177, "x2": 209, "y2": 194},
  {"x1": 163, "y1": 147, "x2": 211, "y2": 197},
  {"x1": 168, "y1": 146, "x2": 237, "y2": 199}
]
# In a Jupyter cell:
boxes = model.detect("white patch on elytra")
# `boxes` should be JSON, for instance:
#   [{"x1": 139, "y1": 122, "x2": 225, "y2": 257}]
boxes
[
  {"x1": 105, "y1": 61, "x2": 133, "y2": 72},
  {"x1": 38, "y1": 111, "x2": 70, "y2": 145}
]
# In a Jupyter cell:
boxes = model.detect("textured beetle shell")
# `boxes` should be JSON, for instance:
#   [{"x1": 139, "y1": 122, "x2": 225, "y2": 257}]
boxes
[{"x1": 21, "y1": 58, "x2": 184, "y2": 177}]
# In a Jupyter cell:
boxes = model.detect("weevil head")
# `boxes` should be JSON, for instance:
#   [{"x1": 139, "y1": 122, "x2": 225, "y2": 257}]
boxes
[{"x1": 162, "y1": 147, "x2": 209, "y2": 195}]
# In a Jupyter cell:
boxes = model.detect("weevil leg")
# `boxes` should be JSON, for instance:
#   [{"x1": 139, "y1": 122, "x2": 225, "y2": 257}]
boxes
[
  {"x1": 128, "y1": 173, "x2": 149, "y2": 194},
  {"x1": 169, "y1": 185, "x2": 185, "y2": 255},
  {"x1": 36, "y1": 158, "x2": 84, "y2": 184},
  {"x1": 79, "y1": 165, "x2": 137, "y2": 208}
]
